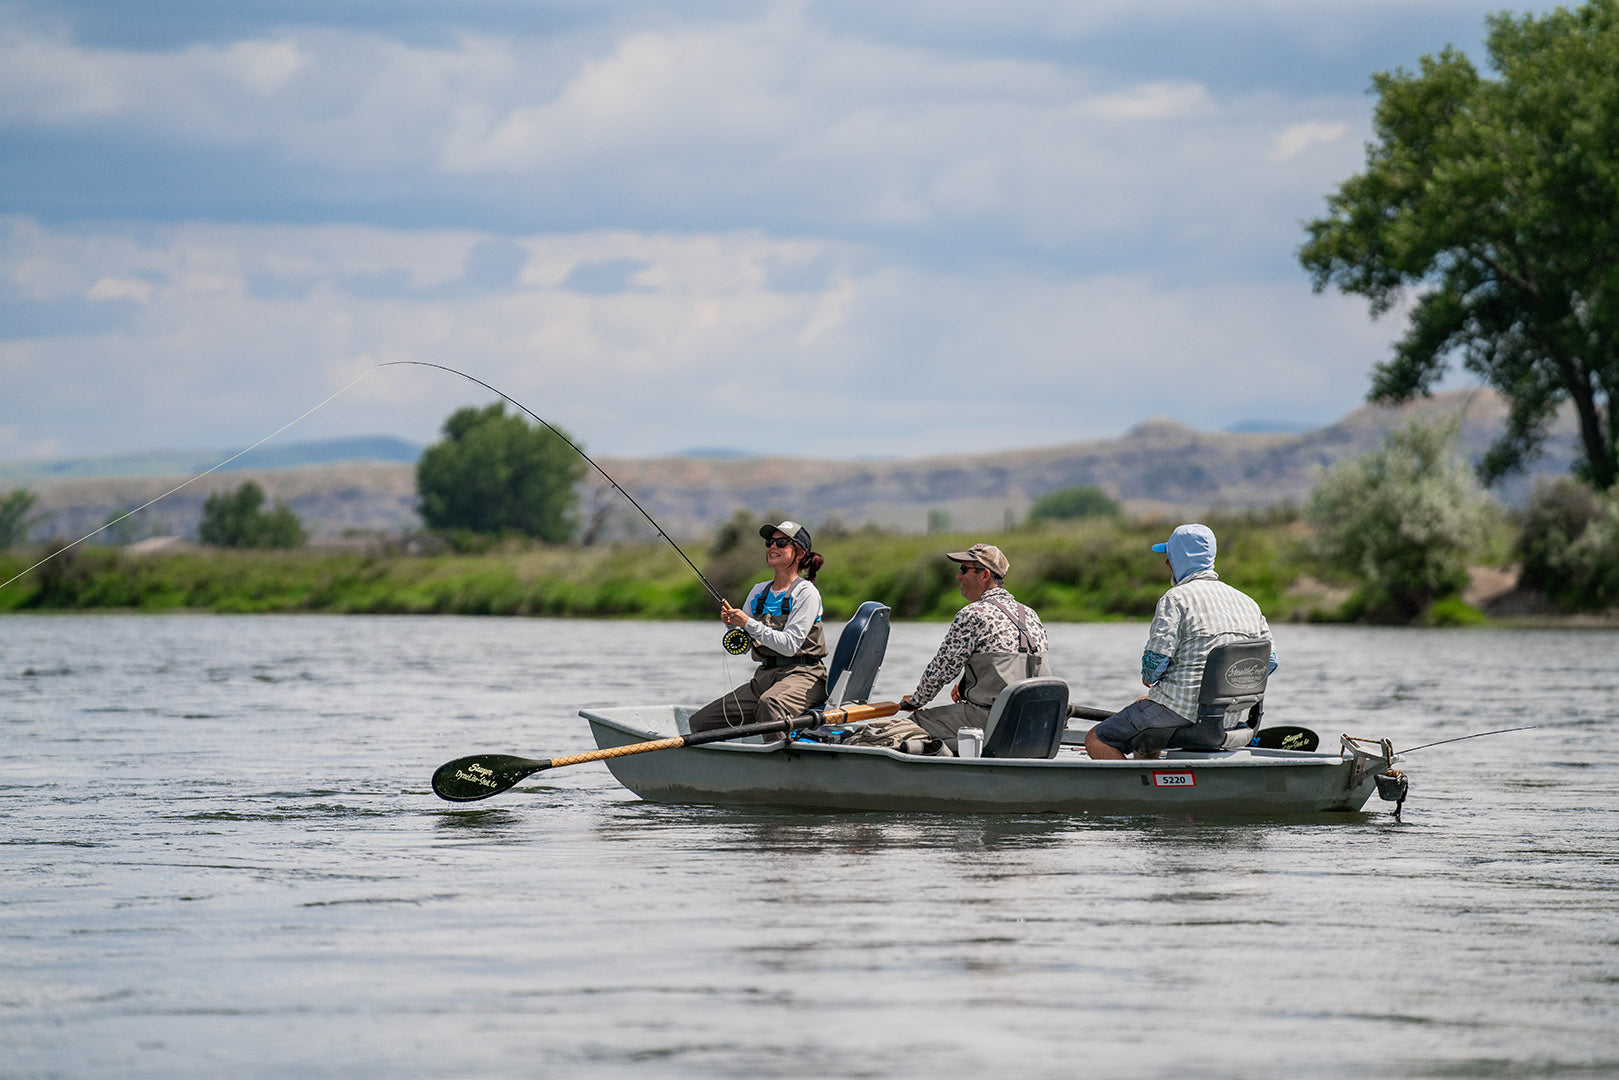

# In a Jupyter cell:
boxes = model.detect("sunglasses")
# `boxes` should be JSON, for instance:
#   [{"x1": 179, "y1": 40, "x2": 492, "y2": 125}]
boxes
[
  {"x1": 765, "y1": 536, "x2": 795, "y2": 549},
  {"x1": 957, "y1": 563, "x2": 985, "y2": 575}
]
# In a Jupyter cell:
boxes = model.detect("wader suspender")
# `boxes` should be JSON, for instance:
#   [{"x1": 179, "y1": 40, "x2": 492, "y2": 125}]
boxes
[
  {"x1": 752, "y1": 589, "x2": 791, "y2": 619},
  {"x1": 981, "y1": 595, "x2": 1036, "y2": 654}
]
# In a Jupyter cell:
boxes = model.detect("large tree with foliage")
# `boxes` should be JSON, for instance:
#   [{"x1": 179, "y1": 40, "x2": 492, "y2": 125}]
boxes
[
  {"x1": 416, "y1": 403, "x2": 585, "y2": 541},
  {"x1": 198, "y1": 482, "x2": 307, "y2": 548},
  {"x1": 1300, "y1": 0, "x2": 1619, "y2": 489}
]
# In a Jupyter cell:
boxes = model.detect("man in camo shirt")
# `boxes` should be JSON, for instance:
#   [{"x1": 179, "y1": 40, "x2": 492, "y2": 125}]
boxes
[
  {"x1": 897, "y1": 543, "x2": 1052, "y2": 746},
  {"x1": 1085, "y1": 523, "x2": 1275, "y2": 760}
]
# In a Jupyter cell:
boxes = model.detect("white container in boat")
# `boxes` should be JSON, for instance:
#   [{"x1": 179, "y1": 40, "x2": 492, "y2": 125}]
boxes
[{"x1": 957, "y1": 727, "x2": 984, "y2": 759}]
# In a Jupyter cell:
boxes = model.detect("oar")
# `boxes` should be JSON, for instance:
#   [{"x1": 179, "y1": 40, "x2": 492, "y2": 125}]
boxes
[
  {"x1": 1250, "y1": 725, "x2": 1320, "y2": 752},
  {"x1": 431, "y1": 701, "x2": 901, "y2": 802},
  {"x1": 1062, "y1": 706, "x2": 1323, "y2": 752}
]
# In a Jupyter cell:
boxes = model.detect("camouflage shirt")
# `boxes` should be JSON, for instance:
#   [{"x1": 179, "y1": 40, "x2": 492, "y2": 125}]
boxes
[{"x1": 911, "y1": 587, "x2": 1049, "y2": 706}]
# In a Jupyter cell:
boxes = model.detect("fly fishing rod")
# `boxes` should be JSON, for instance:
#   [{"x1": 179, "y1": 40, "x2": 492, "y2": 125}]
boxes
[
  {"x1": 1398, "y1": 725, "x2": 1538, "y2": 755},
  {"x1": 380, "y1": 361, "x2": 722, "y2": 601},
  {"x1": 378, "y1": 361, "x2": 750, "y2": 654},
  {"x1": 4, "y1": 361, "x2": 749, "y2": 654}
]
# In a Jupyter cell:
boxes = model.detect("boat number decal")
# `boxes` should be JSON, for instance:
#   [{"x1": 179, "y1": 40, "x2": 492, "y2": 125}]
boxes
[{"x1": 1152, "y1": 771, "x2": 1195, "y2": 788}]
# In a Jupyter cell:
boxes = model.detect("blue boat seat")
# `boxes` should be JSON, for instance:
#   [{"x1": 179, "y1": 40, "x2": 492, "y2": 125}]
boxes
[
  {"x1": 1166, "y1": 638, "x2": 1271, "y2": 752},
  {"x1": 981, "y1": 677, "x2": 1070, "y2": 759},
  {"x1": 826, "y1": 601, "x2": 891, "y2": 706}
]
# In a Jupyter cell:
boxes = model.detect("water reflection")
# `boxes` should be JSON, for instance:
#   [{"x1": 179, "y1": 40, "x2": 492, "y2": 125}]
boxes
[{"x1": 432, "y1": 807, "x2": 526, "y2": 834}]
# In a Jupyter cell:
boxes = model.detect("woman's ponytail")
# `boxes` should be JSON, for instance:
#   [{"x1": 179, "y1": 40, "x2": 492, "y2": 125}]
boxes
[{"x1": 798, "y1": 550, "x2": 824, "y2": 581}]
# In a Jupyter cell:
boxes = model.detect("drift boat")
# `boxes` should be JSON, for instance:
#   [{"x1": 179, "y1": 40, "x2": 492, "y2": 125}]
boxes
[
  {"x1": 579, "y1": 705, "x2": 1399, "y2": 814},
  {"x1": 576, "y1": 603, "x2": 1409, "y2": 816}
]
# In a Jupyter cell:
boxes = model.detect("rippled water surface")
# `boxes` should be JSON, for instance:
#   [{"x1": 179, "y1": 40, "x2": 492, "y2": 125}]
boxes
[{"x1": 3, "y1": 614, "x2": 1617, "y2": 1079}]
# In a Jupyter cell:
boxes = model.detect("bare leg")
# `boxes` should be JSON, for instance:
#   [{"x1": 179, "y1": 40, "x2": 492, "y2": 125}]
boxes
[{"x1": 1084, "y1": 727, "x2": 1125, "y2": 760}]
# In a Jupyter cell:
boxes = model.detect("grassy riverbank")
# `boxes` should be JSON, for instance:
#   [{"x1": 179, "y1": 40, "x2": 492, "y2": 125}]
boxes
[{"x1": 1, "y1": 516, "x2": 1434, "y2": 623}]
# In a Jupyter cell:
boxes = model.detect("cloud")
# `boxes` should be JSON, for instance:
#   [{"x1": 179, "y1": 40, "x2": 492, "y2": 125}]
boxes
[
  {"x1": 0, "y1": 5, "x2": 1377, "y2": 278},
  {"x1": 0, "y1": 2, "x2": 1530, "y2": 462},
  {"x1": 1271, "y1": 120, "x2": 1349, "y2": 161},
  {"x1": 559, "y1": 257, "x2": 651, "y2": 295},
  {"x1": 0, "y1": 217, "x2": 1404, "y2": 460}
]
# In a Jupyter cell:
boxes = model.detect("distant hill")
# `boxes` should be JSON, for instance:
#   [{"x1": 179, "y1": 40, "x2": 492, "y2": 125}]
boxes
[
  {"x1": 0, "y1": 436, "x2": 422, "y2": 483},
  {"x1": 5, "y1": 390, "x2": 1582, "y2": 543},
  {"x1": 582, "y1": 388, "x2": 1578, "y2": 536}
]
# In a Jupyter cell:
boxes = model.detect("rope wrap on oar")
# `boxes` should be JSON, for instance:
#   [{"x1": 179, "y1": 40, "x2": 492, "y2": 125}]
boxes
[{"x1": 546, "y1": 736, "x2": 688, "y2": 769}]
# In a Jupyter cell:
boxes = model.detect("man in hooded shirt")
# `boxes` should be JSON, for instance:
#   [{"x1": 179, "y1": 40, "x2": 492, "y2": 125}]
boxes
[
  {"x1": 1085, "y1": 523, "x2": 1276, "y2": 760},
  {"x1": 897, "y1": 543, "x2": 1052, "y2": 748}
]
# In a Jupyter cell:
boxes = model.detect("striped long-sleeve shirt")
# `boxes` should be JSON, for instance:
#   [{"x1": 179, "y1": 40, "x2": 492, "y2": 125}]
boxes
[{"x1": 1143, "y1": 570, "x2": 1272, "y2": 720}]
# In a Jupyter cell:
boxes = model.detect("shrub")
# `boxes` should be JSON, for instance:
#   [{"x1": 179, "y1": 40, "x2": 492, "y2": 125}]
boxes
[
  {"x1": 1517, "y1": 477, "x2": 1619, "y2": 610},
  {"x1": 0, "y1": 489, "x2": 38, "y2": 547},
  {"x1": 1306, "y1": 419, "x2": 1491, "y2": 622},
  {"x1": 1027, "y1": 485, "x2": 1120, "y2": 522}
]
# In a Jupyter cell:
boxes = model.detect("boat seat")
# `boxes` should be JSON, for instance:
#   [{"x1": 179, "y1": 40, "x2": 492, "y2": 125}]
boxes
[
  {"x1": 826, "y1": 601, "x2": 891, "y2": 705},
  {"x1": 1166, "y1": 638, "x2": 1271, "y2": 752},
  {"x1": 981, "y1": 677, "x2": 1070, "y2": 759}
]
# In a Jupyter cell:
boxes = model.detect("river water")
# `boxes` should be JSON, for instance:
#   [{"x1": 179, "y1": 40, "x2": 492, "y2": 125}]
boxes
[{"x1": 3, "y1": 613, "x2": 1616, "y2": 1079}]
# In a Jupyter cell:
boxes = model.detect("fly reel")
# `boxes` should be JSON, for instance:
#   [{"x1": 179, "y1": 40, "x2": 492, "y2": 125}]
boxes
[{"x1": 722, "y1": 627, "x2": 751, "y2": 655}]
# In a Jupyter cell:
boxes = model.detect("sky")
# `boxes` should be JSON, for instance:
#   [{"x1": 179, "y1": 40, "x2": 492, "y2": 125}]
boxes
[{"x1": 0, "y1": 0, "x2": 1546, "y2": 462}]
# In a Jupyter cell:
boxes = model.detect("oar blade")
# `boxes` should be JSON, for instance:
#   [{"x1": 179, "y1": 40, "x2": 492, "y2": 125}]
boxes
[
  {"x1": 432, "y1": 754, "x2": 549, "y2": 802},
  {"x1": 1250, "y1": 725, "x2": 1320, "y2": 752}
]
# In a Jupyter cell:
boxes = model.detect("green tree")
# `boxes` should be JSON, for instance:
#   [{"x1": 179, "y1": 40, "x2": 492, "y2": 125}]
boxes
[
  {"x1": 416, "y1": 403, "x2": 585, "y2": 541},
  {"x1": 198, "y1": 482, "x2": 307, "y2": 548},
  {"x1": 1307, "y1": 420, "x2": 1491, "y2": 622},
  {"x1": 1027, "y1": 485, "x2": 1121, "y2": 522},
  {"x1": 1299, "y1": 1, "x2": 1619, "y2": 490},
  {"x1": 0, "y1": 488, "x2": 38, "y2": 547}
]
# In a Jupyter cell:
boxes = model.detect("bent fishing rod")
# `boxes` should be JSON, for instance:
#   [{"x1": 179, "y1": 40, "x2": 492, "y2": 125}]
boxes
[
  {"x1": 377, "y1": 361, "x2": 728, "y2": 607},
  {"x1": 377, "y1": 362, "x2": 752, "y2": 655}
]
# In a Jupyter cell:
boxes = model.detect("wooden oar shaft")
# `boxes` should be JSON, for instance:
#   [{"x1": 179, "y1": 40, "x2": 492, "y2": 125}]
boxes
[
  {"x1": 430, "y1": 701, "x2": 902, "y2": 802},
  {"x1": 544, "y1": 701, "x2": 899, "y2": 771}
]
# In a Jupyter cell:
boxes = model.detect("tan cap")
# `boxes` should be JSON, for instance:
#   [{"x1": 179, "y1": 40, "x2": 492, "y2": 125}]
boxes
[{"x1": 946, "y1": 542, "x2": 1009, "y2": 578}]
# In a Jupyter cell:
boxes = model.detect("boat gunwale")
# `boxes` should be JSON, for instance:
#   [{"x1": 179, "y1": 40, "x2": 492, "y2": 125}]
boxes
[{"x1": 579, "y1": 705, "x2": 1352, "y2": 771}]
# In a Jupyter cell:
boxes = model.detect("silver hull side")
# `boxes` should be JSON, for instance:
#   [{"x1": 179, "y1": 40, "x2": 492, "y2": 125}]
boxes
[{"x1": 581, "y1": 706, "x2": 1382, "y2": 815}]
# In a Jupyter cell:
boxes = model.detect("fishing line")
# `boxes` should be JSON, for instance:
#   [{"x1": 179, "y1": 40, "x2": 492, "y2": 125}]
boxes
[
  {"x1": 4, "y1": 360, "x2": 754, "y2": 692},
  {"x1": 1398, "y1": 725, "x2": 1538, "y2": 755},
  {"x1": 376, "y1": 361, "x2": 757, "y2": 680},
  {"x1": 0, "y1": 367, "x2": 381, "y2": 592}
]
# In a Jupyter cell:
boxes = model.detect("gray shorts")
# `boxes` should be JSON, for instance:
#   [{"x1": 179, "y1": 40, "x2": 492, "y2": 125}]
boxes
[{"x1": 1090, "y1": 698, "x2": 1189, "y2": 755}]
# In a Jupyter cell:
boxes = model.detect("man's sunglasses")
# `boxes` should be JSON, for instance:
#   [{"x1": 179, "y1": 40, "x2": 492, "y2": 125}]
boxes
[
  {"x1": 765, "y1": 536, "x2": 795, "y2": 549},
  {"x1": 957, "y1": 563, "x2": 985, "y2": 575}
]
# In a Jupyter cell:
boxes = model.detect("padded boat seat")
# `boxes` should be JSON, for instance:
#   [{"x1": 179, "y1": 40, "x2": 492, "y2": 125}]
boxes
[
  {"x1": 1166, "y1": 638, "x2": 1271, "y2": 752},
  {"x1": 826, "y1": 601, "x2": 891, "y2": 705},
  {"x1": 982, "y1": 677, "x2": 1070, "y2": 759}
]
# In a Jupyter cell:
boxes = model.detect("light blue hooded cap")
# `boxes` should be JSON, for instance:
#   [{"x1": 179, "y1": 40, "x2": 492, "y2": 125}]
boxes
[{"x1": 1152, "y1": 523, "x2": 1217, "y2": 583}]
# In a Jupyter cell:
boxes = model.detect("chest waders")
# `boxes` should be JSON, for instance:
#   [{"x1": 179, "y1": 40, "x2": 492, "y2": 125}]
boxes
[
  {"x1": 956, "y1": 596, "x2": 1051, "y2": 708},
  {"x1": 749, "y1": 586, "x2": 828, "y2": 668}
]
